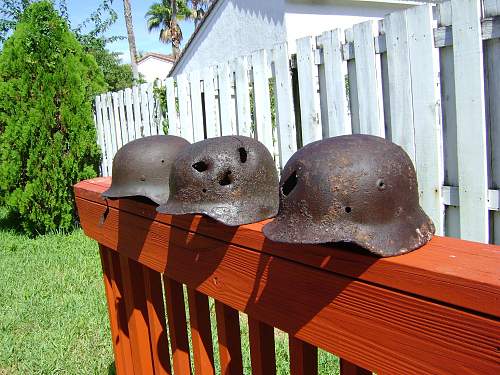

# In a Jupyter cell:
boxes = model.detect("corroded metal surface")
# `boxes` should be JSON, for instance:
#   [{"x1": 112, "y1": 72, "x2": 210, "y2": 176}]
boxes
[
  {"x1": 157, "y1": 136, "x2": 279, "y2": 226},
  {"x1": 102, "y1": 135, "x2": 190, "y2": 205},
  {"x1": 263, "y1": 134, "x2": 435, "y2": 257}
]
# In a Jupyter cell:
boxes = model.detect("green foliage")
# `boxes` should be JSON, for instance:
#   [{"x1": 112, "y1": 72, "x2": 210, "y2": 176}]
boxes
[{"x1": 0, "y1": 1, "x2": 106, "y2": 234}]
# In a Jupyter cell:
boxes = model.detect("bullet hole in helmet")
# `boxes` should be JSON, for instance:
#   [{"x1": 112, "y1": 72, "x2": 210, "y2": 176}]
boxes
[
  {"x1": 377, "y1": 179, "x2": 386, "y2": 191},
  {"x1": 161, "y1": 159, "x2": 165, "y2": 164},
  {"x1": 192, "y1": 161, "x2": 208, "y2": 172},
  {"x1": 345, "y1": 206, "x2": 352, "y2": 213},
  {"x1": 282, "y1": 171, "x2": 298, "y2": 196},
  {"x1": 202, "y1": 188, "x2": 207, "y2": 193},
  {"x1": 219, "y1": 170, "x2": 233, "y2": 186},
  {"x1": 238, "y1": 147, "x2": 247, "y2": 163}
]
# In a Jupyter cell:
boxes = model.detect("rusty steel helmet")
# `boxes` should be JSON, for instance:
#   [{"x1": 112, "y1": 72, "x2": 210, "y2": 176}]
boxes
[
  {"x1": 102, "y1": 135, "x2": 190, "y2": 205},
  {"x1": 157, "y1": 135, "x2": 279, "y2": 226},
  {"x1": 263, "y1": 134, "x2": 435, "y2": 257}
]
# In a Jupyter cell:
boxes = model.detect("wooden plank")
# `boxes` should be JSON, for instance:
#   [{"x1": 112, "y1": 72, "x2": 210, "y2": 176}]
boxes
[
  {"x1": 163, "y1": 276, "x2": 192, "y2": 375},
  {"x1": 345, "y1": 29, "x2": 360, "y2": 134},
  {"x1": 165, "y1": 78, "x2": 179, "y2": 136},
  {"x1": 233, "y1": 56, "x2": 252, "y2": 137},
  {"x1": 452, "y1": 0, "x2": 489, "y2": 242},
  {"x1": 140, "y1": 82, "x2": 152, "y2": 137},
  {"x1": 132, "y1": 85, "x2": 142, "y2": 138},
  {"x1": 384, "y1": 10, "x2": 416, "y2": 162},
  {"x1": 188, "y1": 289, "x2": 215, "y2": 375},
  {"x1": 339, "y1": 358, "x2": 371, "y2": 375},
  {"x1": 190, "y1": 70, "x2": 206, "y2": 142},
  {"x1": 74, "y1": 182, "x2": 500, "y2": 318},
  {"x1": 406, "y1": 4, "x2": 445, "y2": 235},
  {"x1": 177, "y1": 73, "x2": 195, "y2": 143},
  {"x1": 353, "y1": 21, "x2": 384, "y2": 136},
  {"x1": 119, "y1": 255, "x2": 154, "y2": 374},
  {"x1": 105, "y1": 248, "x2": 134, "y2": 373},
  {"x1": 251, "y1": 49, "x2": 274, "y2": 155},
  {"x1": 485, "y1": 0, "x2": 500, "y2": 17},
  {"x1": 117, "y1": 90, "x2": 128, "y2": 145},
  {"x1": 248, "y1": 318, "x2": 276, "y2": 375},
  {"x1": 318, "y1": 29, "x2": 350, "y2": 137},
  {"x1": 124, "y1": 87, "x2": 135, "y2": 142},
  {"x1": 99, "y1": 246, "x2": 127, "y2": 375},
  {"x1": 296, "y1": 36, "x2": 322, "y2": 145},
  {"x1": 272, "y1": 42, "x2": 297, "y2": 168},
  {"x1": 289, "y1": 336, "x2": 318, "y2": 375},
  {"x1": 112, "y1": 92, "x2": 124, "y2": 149},
  {"x1": 217, "y1": 63, "x2": 237, "y2": 136},
  {"x1": 76, "y1": 200, "x2": 500, "y2": 374},
  {"x1": 202, "y1": 67, "x2": 220, "y2": 138},
  {"x1": 143, "y1": 267, "x2": 172, "y2": 375},
  {"x1": 215, "y1": 301, "x2": 243, "y2": 375}
]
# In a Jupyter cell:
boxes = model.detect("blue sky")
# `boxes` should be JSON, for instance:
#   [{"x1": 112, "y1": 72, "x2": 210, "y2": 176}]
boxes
[{"x1": 67, "y1": 0, "x2": 195, "y2": 63}]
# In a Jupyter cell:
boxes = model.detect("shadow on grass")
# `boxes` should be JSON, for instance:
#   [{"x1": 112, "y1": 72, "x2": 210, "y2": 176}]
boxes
[{"x1": 107, "y1": 361, "x2": 116, "y2": 375}]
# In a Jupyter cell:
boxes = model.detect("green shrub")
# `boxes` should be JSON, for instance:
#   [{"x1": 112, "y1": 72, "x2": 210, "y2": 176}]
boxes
[{"x1": 0, "y1": 1, "x2": 106, "y2": 235}]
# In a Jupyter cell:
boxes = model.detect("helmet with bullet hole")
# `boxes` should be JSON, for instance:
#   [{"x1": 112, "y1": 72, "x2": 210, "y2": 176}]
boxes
[
  {"x1": 102, "y1": 135, "x2": 190, "y2": 205},
  {"x1": 157, "y1": 136, "x2": 279, "y2": 226},
  {"x1": 263, "y1": 134, "x2": 435, "y2": 257}
]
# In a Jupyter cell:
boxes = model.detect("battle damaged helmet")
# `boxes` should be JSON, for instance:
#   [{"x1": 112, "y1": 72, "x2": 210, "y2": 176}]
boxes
[
  {"x1": 263, "y1": 134, "x2": 434, "y2": 257},
  {"x1": 102, "y1": 135, "x2": 190, "y2": 205},
  {"x1": 157, "y1": 136, "x2": 279, "y2": 226}
]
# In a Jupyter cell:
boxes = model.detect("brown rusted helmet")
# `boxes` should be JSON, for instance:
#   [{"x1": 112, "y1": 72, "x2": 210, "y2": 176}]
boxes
[
  {"x1": 157, "y1": 136, "x2": 279, "y2": 226},
  {"x1": 102, "y1": 135, "x2": 190, "y2": 205},
  {"x1": 263, "y1": 134, "x2": 434, "y2": 257}
]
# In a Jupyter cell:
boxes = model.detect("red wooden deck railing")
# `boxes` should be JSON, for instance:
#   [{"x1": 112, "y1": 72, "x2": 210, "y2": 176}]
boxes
[{"x1": 75, "y1": 177, "x2": 500, "y2": 375}]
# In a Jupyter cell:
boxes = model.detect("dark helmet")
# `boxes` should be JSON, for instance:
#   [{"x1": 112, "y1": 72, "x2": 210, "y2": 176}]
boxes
[
  {"x1": 157, "y1": 136, "x2": 279, "y2": 226},
  {"x1": 263, "y1": 134, "x2": 434, "y2": 257},
  {"x1": 102, "y1": 135, "x2": 190, "y2": 205}
]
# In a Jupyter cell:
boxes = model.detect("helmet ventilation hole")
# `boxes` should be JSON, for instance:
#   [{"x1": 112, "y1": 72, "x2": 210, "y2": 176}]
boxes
[
  {"x1": 282, "y1": 171, "x2": 298, "y2": 196},
  {"x1": 192, "y1": 161, "x2": 208, "y2": 172},
  {"x1": 345, "y1": 206, "x2": 352, "y2": 213},
  {"x1": 219, "y1": 170, "x2": 233, "y2": 186},
  {"x1": 238, "y1": 147, "x2": 247, "y2": 163}
]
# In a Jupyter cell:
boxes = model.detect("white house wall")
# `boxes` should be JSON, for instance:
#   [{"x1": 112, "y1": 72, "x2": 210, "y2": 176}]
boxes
[
  {"x1": 171, "y1": 0, "x2": 287, "y2": 76},
  {"x1": 285, "y1": 0, "x2": 415, "y2": 52},
  {"x1": 138, "y1": 57, "x2": 174, "y2": 82}
]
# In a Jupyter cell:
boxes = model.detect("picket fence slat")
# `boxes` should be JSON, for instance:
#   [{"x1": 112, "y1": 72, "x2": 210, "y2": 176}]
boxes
[
  {"x1": 94, "y1": 95, "x2": 108, "y2": 176},
  {"x1": 385, "y1": 10, "x2": 416, "y2": 162},
  {"x1": 117, "y1": 90, "x2": 128, "y2": 144},
  {"x1": 407, "y1": 4, "x2": 445, "y2": 235},
  {"x1": 190, "y1": 70, "x2": 205, "y2": 142},
  {"x1": 218, "y1": 63, "x2": 237, "y2": 136},
  {"x1": 202, "y1": 67, "x2": 220, "y2": 138},
  {"x1": 289, "y1": 336, "x2": 318, "y2": 375},
  {"x1": 272, "y1": 42, "x2": 297, "y2": 168},
  {"x1": 165, "y1": 77, "x2": 179, "y2": 136},
  {"x1": 345, "y1": 29, "x2": 360, "y2": 133},
  {"x1": 318, "y1": 29, "x2": 350, "y2": 137},
  {"x1": 234, "y1": 56, "x2": 252, "y2": 137},
  {"x1": 105, "y1": 93, "x2": 118, "y2": 161},
  {"x1": 215, "y1": 301, "x2": 243, "y2": 375},
  {"x1": 147, "y1": 82, "x2": 158, "y2": 135},
  {"x1": 252, "y1": 49, "x2": 275, "y2": 155},
  {"x1": 111, "y1": 92, "x2": 123, "y2": 149},
  {"x1": 131, "y1": 85, "x2": 141, "y2": 139},
  {"x1": 484, "y1": 0, "x2": 500, "y2": 16},
  {"x1": 177, "y1": 74, "x2": 195, "y2": 143},
  {"x1": 248, "y1": 318, "x2": 276, "y2": 375},
  {"x1": 124, "y1": 88, "x2": 135, "y2": 142},
  {"x1": 452, "y1": 0, "x2": 489, "y2": 243},
  {"x1": 296, "y1": 36, "x2": 322, "y2": 145},
  {"x1": 353, "y1": 21, "x2": 385, "y2": 136}
]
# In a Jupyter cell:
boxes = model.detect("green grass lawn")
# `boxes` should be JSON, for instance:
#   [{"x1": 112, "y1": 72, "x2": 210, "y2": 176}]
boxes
[{"x1": 0, "y1": 207, "x2": 338, "y2": 374}]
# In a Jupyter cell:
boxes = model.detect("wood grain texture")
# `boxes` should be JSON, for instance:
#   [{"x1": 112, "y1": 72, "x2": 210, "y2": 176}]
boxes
[
  {"x1": 75, "y1": 179, "x2": 500, "y2": 318},
  {"x1": 289, "y1": 336, "x2": 318, "y2": 375},
  {"x1": 340, "y1": 358, "x2": 372, "y2": 375},
  {"x1": 164, "y1": 277, "x2": 192, "y2": 375},
  {"x1": 75, "y1": 192, "x2": 500, "y2": 374},
  {"x1": 143, "y1": 267, "x2": 172, "y2": 375},
  {"x1": 248, "y1": 318, "x2": 276, "y2": 375},
  {"x1": 215, "y1": 301, "x2": 243, "y2": 375},
  {"x1": 105, "y1": 248, "x2": 134, "y2": 374},
  {"x1": 99, "y1": 246, "x2": 128, "y2": 375},
  {"x1": 187, "y1": 289, "x2": 215, "y2": 375},
  {"x1": 119, "y1": 256, "x2": 154, "y2": 374}
]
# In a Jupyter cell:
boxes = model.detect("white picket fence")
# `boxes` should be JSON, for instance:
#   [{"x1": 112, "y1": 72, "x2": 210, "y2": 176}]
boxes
[{"x1": 93, "y1": 0, "x2": 500, "y2": 244}]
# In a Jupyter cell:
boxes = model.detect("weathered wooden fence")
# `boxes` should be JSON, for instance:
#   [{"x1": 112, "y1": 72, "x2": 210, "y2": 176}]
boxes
[{"x1": 93, "y1": 0, "x2": 500, "y2": 244}]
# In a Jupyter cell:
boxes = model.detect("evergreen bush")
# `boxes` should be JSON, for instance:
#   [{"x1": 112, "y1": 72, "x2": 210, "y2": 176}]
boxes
[{"x1": 0, "y1": 1, "x2": 105, "y2": 234}]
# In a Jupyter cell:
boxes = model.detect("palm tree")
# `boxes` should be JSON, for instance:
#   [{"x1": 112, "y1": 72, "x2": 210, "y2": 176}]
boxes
[
  {"x1": 189, "y1": 0, "x2": 213, "y2": 27},
  {"x1": 145, "y1": 0, "x2": 190, "y2": 59},
  {"x1": 122, "y1": 0, "x2": 139, "y2": 80}
]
